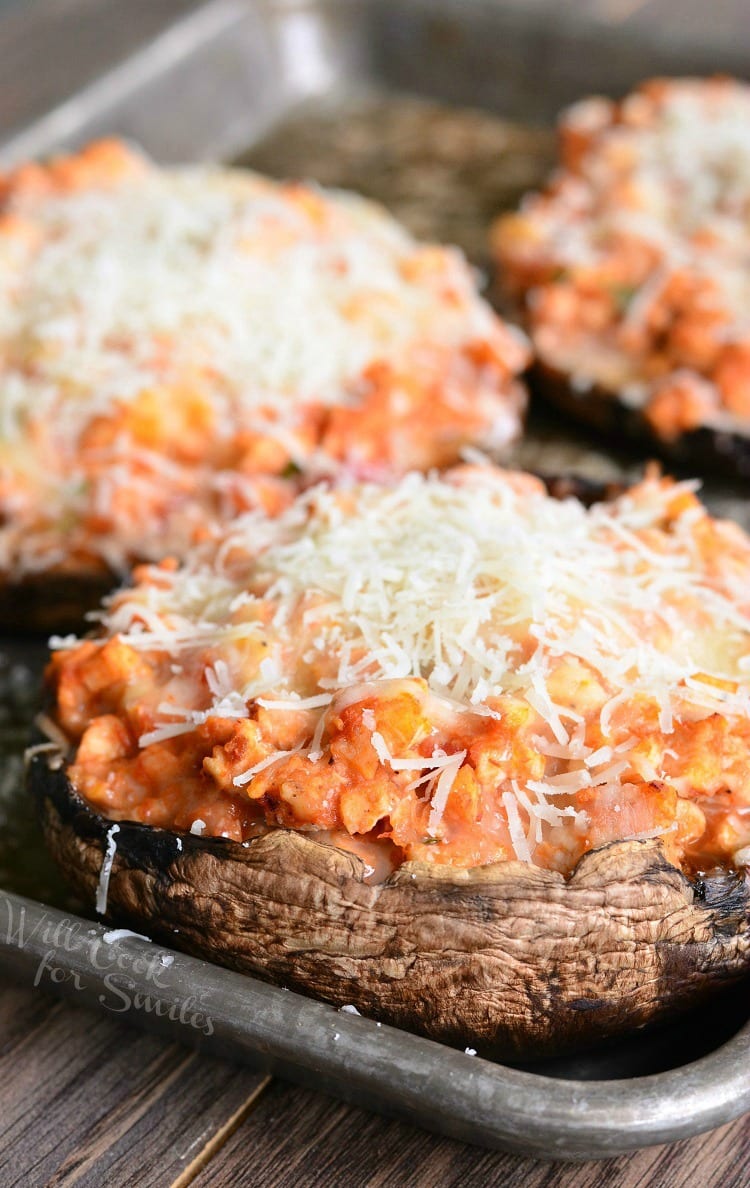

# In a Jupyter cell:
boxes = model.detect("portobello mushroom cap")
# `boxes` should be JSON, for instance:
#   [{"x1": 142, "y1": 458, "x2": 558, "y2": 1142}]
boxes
[
  {"x1": 531, "y1": 358, "x2": 750, "y2": 481},
  {"x1": 29, "y1": 742, "x2": 750, "y2": 1059}
]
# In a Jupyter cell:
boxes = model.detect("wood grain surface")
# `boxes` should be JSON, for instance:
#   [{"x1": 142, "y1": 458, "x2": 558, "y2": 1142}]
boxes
[
  {"x1": 1, "y1": 982, "x2": 749, "y2": 1187},
  {"x1": 0, "y1": 985, "x2": 269, "y2": 1188},
  {"x1": 190, "y1": 1079, "x2": 750, "y2": 1188}
]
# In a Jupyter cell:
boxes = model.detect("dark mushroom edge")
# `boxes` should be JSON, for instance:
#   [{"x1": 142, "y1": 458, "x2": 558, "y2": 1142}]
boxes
[
  {"x1": 0, "y1": 571, "x2": 116, "y2": 634},
  {"x1": 28, "y1": 742, "x2": 750, "y2": 1060},
  {"x1": 532, "y1": 359, "x2": 750, "y2": 481}
]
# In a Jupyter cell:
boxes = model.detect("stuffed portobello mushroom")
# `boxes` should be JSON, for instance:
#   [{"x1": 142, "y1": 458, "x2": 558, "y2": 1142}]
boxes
[
  {"x1": 494, "y1": 77, "x2": 750, "y2": 477},
  {"x1": 31, "y1": 465, "x2": 750, "y2": 1056},
  {"x1": 0, "y1": 139, "x2": 528, "y2": 629}
]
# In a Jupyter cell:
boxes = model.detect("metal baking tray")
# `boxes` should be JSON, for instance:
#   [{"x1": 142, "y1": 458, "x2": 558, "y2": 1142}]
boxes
[{"x1": 1, "y1": 0, "x2": 749, "y2": 1161}]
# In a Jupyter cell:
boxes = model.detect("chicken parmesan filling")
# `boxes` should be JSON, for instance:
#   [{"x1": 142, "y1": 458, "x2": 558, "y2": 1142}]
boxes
[
  {"x1": 49, "y1": 466, "x2": 750, "y2": 876},
  {"x1": 495, "y1": 77, "x2": 750, "y2": 440},
  {"x1": 0, "y1": 140, "x2": 526, "y2": 578}
]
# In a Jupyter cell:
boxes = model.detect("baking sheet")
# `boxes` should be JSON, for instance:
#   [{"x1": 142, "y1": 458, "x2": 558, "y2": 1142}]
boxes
[{"x1": 1, "y1": 0, "x2": 750, "y2": 1160}]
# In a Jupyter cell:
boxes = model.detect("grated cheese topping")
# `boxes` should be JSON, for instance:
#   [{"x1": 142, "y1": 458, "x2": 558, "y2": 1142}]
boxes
[
  {"x1": 103, "y1": 468, "x2": 750, "y2": 713},
  {"x1": 60, "y1": 464, "x2": 750, "y2": 870},
  {"x1": 0, "y1": 139, "x2": 527, "y2": 578},
  {"x1": 95, "y1": 823, "x2": 120, "y2": 915}
]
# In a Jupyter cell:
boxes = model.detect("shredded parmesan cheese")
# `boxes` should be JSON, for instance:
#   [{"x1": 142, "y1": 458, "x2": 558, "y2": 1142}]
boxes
[
  {"x1": 233, "y1": 746, "x2": 304, "y2": 787},
  {"x1": 95, "y1": 824, "x2": 120, "y2": 915}
]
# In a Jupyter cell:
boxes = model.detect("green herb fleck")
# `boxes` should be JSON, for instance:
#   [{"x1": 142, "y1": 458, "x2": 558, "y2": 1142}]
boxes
[{"x1": 610, "y1": 283, "x2": 637, "y2": 314}]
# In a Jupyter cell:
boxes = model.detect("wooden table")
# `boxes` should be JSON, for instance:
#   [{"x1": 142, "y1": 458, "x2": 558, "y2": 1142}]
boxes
[
  {"x1": 2, "y1": 1, "x2": 750, "y2": 1183},
  {"x1": 2, "y1": 981, "x2": 749, "y2": 1187}
]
